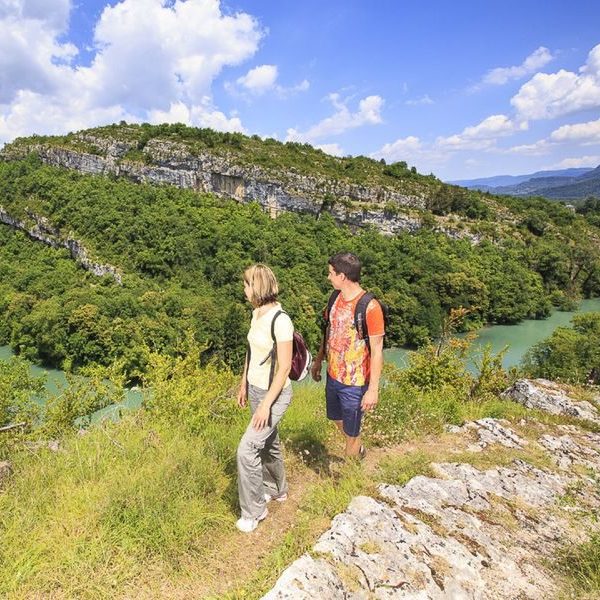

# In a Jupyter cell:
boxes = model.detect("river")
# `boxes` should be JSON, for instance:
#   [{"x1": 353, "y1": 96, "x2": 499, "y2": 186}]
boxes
[{"x1": 2, "y1": 298, "x2": 600, "y2": 416}]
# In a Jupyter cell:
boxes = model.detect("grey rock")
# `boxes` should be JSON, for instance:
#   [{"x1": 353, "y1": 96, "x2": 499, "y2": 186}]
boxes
[
  {"x1": 450, "y1": 418, "x2": 527, "y2": 450},
  {"x1": 539, "y1": 433, "x2": 600, "y2": 471},
  {"x1": 502, "y1": 379, "x2": 600, "y2": 423}
]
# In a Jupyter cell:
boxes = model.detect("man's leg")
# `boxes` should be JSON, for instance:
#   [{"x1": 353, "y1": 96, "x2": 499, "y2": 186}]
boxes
[
  {"x1": 333, "y1": 420, "x2": 361, "y2": 456},
  {"x1": 337, "y1": 382, "x2": 367, "y2": 457}
]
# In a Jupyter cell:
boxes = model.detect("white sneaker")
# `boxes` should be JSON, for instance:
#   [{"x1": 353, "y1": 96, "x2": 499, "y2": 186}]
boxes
[
  {"x1": 264, "y1": 491, "x2": 288, "y2": 503},
  {"x1": 235, "y1": 507, "x2": 268, "y2": 533}
]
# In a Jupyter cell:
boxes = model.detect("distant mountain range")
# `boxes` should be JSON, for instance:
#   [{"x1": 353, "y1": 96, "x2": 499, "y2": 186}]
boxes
[{"x1": 449, "y1": 166, "x2": 600, "y2": 201}]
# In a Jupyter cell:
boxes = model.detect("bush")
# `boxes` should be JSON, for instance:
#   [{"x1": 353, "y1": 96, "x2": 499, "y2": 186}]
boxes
[{"x1": 522, "y1": 312, "x2": 600, "y2": 384}]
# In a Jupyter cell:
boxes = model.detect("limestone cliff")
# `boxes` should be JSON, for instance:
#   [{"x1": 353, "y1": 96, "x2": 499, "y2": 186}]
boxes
[
  {"x1": 0, "y1": 206, "x2": 121, "y2": 283},
  {"x1": 0, "y1": 132, "x2": 478, "y2": 240}
]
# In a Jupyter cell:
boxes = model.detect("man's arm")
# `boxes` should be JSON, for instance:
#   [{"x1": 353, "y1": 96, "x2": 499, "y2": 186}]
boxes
[
  {"x1": 311, "y1": 331, "x2": 326, "y2": 382},
  {"x1": 362, "y1": 335, "x2": 383, "y2": 411}
]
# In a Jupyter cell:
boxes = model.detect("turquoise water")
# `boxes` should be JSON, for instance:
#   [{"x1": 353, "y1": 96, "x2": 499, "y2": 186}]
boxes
[
  {"x1": 384, "y1": 298, "x2": 600, "y2": 372},
  {"x1": 0, "y1": 345, "x2": 143, "y2": 421},
  {"x1": 2, "y1": 298, "x2": 600, "y2": 409}
]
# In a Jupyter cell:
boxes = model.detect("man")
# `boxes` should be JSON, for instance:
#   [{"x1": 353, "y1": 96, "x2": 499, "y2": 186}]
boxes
[{"x1": 311, "y1": 252, "x2": 385, "y2": 457}]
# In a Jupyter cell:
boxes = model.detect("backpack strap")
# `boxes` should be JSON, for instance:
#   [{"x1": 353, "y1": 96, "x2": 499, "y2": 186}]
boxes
[
  {"x1": 323, "y1": 290, "x2": 341, "y2": 330},
  {"x1": 245, "y1": 341, "x2": 251, "y2": 398},
  {"x1": 355, "y1": 292, "x2": 376, "y2": 353},
  {"x1": 258, "y1": 310, "x2": 283, "y2": 390}
]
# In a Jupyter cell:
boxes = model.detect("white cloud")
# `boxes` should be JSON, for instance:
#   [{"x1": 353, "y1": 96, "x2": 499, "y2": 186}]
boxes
[
  {"x1": 436, "y1": 114, "x2": 528, "y2": 150},
  {"x1": 146, "y1": 100, "x2": 244, "y2": 132},
  {"x1": 316, "y1": 143, "x2": 344, "y2": 156},
  {"x1": 286, "y1": 93, "x2": 383, "y2": 143},
  {"x1": 550, "y1": 118, "x2": 600, "y2": 144},
  {"x1": 505, "y1": 139, "x2": 552, "y2": 156},
  {"x1": 371, "y1": 136, "x2": 422, "y2": 162},
  {"x1": 0, "y1": 0, "x2": 263, "y2": 144},
  {"x1": 511, "y1": 43, "x2": 600, "y2": 120},
  {"x1": 237, "y1": 64, "x2": 278, "y2": 94},
  {"x1": 229, "y1": 64, "x2": 309, "y2": 97},
  {"x1": 550, "y1": 155, "x2": 600, "y2": 168},
  {"x1": 0, "y1": 0, "x2": 77, "y2": 104},
  {"x1": 482, "y1": 46, "x2": 554, "y2": 86},
  {"x1": 405, "y1": 94, "x2": 434, "y2": 106}
]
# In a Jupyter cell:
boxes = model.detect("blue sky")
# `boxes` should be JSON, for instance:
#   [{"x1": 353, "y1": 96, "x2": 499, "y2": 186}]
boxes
[{"x1": 1, "y1": 0, "x2": 600, "y2": 180}]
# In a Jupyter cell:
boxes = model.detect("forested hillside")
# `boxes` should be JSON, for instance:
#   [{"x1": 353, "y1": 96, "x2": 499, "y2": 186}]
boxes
[{"x1": 0, "y1": 145, "x2": 599, "y2": 381}]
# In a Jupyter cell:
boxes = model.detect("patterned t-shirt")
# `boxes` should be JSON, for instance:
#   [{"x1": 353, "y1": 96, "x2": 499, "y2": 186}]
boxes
[{"x1": 326, "y1": 292, "x2": 385, "y2": 386}]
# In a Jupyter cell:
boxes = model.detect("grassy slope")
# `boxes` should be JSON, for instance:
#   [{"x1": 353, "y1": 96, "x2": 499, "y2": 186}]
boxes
[{"x1": 2, "y1": 355, "x2": 599, "y2": 599}]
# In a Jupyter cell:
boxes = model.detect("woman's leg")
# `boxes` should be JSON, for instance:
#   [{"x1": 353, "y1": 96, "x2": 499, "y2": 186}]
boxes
[
  {"x1": 261, "y1": 386, "x2": 292, "y2": 497},
  {"x1": 237, "y1": 384, "x2": 292, "y2": 519}
]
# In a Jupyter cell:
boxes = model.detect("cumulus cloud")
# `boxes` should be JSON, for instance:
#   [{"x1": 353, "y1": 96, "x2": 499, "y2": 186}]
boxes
[
  {"x1": 229, "y1": 64, "x2": 309, "y2": 97},
  {"x1": 316, "y1": 143, "x2": 344, "y2": 156},
  {"x1": 550, "y1": 118, "x2": 600, "y2": 144},
  {"x1": 147, "y1": 100, "x2": 244, "y2": 132},
  {"x1": 286, "y1": 93, "x2": 383, "y2": 143},
  {"x1": 371, "y1": 136, "x2": 422, "y2": 162},
  {"x1": 482, "y1": 46, "x2": 554, "y2": 86},
  {"x1": 236, "y1": 64, "x2": 278, "y2": 94},
  {"x1": 505, "y1": 139, "x2": 552, "y2": 156},
  {"x1": 0, "y1": 0, "x2": 263, "y2": 143},
  {"x1": 511, "y1": 43, "x2": 600, "y2": 120},
  {"x1": 0, "y1": 0, "x2": 77, "y2": 104},
  {"x1": 550, "y1": 155, "x2": 600, "y2": 168},
  {"x1": 503, "y1": 116, "x2": 600, "y2": 156},
  {"x1": 436, "y1": 114, "x2": 528, "y2": 150}
]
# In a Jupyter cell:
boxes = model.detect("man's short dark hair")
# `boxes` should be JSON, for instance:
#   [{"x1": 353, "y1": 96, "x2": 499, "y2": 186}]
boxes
[{"x1": 328, "y1": 252, "x2": 362, "y2": 282}]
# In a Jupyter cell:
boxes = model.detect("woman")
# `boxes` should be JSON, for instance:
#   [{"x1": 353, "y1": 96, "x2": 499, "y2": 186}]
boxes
[{"x1": 236, "y1": 264, "x2": 293, "y2": 533}]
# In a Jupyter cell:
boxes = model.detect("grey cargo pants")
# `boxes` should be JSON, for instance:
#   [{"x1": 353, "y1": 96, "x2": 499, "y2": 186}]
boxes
[{"x1": 237, "y1": 383, "x2": 292, "y2": 519}]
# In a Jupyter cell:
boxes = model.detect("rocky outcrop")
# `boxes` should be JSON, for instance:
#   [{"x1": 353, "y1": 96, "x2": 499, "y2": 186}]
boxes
[
  {"x1": 1, "y1": 135, "x2": 482, "y2": 240},
  {"x1": 263, "y1": 385, "x2": 600, "y2": 599},
  {"x1": 502, "y1": 378, "x2": 600, "y2": 424},
  {"x1": 0, "y1": 206, "x2": 122, "y2": 283}
]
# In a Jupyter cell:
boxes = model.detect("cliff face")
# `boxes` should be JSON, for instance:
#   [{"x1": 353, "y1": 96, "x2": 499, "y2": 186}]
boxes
[
  {"x1": 2, "y1": 135, "x2": 429, "y2": 236},
  {"x1": 0, "y1": 206, "x2": 121, "y2": 283}
]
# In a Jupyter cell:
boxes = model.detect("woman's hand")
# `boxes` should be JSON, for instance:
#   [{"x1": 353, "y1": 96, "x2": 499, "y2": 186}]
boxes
[
  {"x1": 251, "y1": 401, "x2": 270, "y2": 430},
  {"x1": 237, "y1": 383, "x2": 247, "y2": 408}
]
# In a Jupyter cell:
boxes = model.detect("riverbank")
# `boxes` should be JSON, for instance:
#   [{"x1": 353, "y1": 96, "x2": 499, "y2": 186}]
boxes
[
  {"x1": 2, "y1": 336, "x2": 599, "y2": 598},
  {"x1": 3, "y1": 299, "x2": 600, "y2": 395}
]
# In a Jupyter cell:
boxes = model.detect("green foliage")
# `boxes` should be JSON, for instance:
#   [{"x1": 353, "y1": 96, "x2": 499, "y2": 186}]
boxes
[
  {"x1": 557, "y1": 531, "x2": 600, "y2": 594},
  {"x1": 142, "y1": 337, "x2": 239, "y2": 434},
  {"x1": 0, "y1": 356, "x2": 44, "y2": 434},
  {"x1": 0, "y1": 154, "x2": 598, "y2": 380},
  {"x1": 0, "y1": 417, "x2": 232, "y2": 597},
  {"x1": 522, "y1": 312, "x2": 600, "y2": 384},
  {"x1": 377, "y1": 450, "x2": 434, "y2": 486}
]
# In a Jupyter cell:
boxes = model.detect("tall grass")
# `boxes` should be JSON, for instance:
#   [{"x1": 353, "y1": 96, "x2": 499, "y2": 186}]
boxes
[{"x1": 0, "y1": 335, "x2": 557, "y2": 598}]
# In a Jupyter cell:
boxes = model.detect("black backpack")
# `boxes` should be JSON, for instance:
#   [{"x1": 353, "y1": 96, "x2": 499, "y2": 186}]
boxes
[{"x1": 322, "y1": 290, "x2": 389, "y2": 353}]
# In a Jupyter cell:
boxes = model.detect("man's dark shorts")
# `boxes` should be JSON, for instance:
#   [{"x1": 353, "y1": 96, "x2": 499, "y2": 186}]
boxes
[{"x1": 326, "y1": 374, "x2": 368, "y2": 437}]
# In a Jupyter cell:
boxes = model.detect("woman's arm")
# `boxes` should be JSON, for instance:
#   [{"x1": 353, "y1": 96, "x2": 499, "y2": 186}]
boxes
[
  {"x1": 237, "y1": 354, "x2": 249, "y2": 408},
  {"x1": 251, "y1": 339, "x2": 292, "y2": 430}
]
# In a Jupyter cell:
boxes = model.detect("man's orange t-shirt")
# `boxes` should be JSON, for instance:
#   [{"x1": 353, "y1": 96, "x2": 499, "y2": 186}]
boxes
[{"x1": 326, "y1": 292, "x2": 385, "y2": 386}]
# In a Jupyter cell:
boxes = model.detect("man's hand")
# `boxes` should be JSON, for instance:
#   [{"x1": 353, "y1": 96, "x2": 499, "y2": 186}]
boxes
[
  {"x1": 361, "y1": 388, "x2": 378, "y2": 411},
  {"x1": 251, "y1": 401, "x2": 270, "y2": 430},
  {"x1": 311, "y1": 358, "x2": 322, "y2": 382},
  {"x1": 237, "y1": 383, "x2": 247, "y2": 408}
]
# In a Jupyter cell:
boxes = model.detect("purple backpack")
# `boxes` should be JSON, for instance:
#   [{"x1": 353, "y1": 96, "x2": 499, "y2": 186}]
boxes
[{"x1": 262, "y1": 310, "x2": 312, "y2": 385}]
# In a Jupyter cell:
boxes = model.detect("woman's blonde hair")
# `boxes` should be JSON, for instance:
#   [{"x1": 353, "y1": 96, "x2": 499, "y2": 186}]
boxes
[{"x1": 243, "y1": 264, "x2": 279, "y2": 307}]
